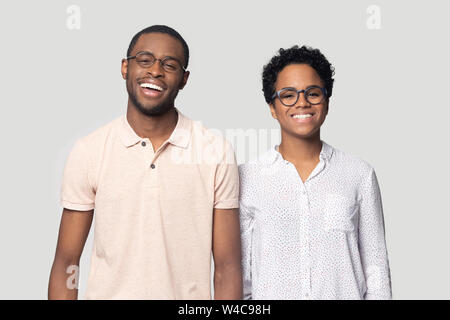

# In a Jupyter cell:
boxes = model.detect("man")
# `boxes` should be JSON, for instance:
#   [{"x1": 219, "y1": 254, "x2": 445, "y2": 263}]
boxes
[
  {"x1": 239, "y1": 45, "x2": 392, "y2": 299},
  {"x1": 48, "y1": 25, "x2": 243, "y2": 299}
]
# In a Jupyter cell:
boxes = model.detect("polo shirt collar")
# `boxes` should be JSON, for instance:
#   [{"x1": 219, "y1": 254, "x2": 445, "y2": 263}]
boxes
[
  {"x1": 120, "y1": 108, "x2": 191, "y2": 149},
  {"x1": 167, "y1": 108, "x2": 191, "y2": 149}
]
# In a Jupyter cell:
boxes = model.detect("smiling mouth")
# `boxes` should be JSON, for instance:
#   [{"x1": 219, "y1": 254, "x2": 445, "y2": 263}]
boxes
[
  {"x1": 291, "y1": 113, "x2": 314, "y2": 119},
  {"x1": 140, "y1": 83, "x2": 164, "y2": 91}
]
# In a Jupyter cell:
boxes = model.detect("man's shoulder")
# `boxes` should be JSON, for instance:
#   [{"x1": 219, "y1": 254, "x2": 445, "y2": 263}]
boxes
[
  {"x1": 76, "y1": 116, "x2": 123, "y2": 150},
  {"x1": 188, "y1": 116, "x2": 235, "y2": 157},
  {"x1": 189, "y1": 118, "x2": 226, "y2": 144}
]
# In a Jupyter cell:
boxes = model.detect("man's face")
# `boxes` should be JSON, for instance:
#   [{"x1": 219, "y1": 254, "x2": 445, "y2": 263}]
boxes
[
  {"x1": 121, "y1": 32, "x2": 190, "y2": 116},
  {"x1": 270, "y1": 63, "x2": 328, "y2": 139}
]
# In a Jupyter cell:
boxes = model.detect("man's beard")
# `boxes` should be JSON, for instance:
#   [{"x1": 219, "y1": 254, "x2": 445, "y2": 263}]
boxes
[{"x1": 128, "y1": 85, "x2": 176, "y2": 117}]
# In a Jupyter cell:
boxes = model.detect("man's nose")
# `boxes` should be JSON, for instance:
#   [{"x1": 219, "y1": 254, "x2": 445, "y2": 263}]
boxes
[{"x1": 146, "y1": 60, "x2": 164, "y2": 77}]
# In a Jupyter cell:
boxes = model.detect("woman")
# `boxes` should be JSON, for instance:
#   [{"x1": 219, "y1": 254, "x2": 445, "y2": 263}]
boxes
[{"x1": 239, "y1": 45, "x2": 392, "y2": 300}]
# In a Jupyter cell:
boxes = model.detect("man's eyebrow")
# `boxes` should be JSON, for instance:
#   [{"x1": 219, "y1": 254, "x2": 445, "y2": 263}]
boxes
[
  {"x1": 135, "y1": 51, "x2": 179, "y2": 60},
  {"x1": 134, "y1": 50, "x2": 153, "y2": 56}
]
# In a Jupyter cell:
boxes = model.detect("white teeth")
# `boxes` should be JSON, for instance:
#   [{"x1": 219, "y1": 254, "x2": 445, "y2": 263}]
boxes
[
  {"x1": 140, "y1": 83, "x2": 163, "y2": 91},
  {"x1": 292, "y1": 114, "x2": 313, "y2": 119}
]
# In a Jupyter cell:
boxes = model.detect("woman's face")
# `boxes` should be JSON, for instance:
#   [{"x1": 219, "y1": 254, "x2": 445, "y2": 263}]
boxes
[{"x1": 270, "y1": 63, "x2": 328, "y2": 140}]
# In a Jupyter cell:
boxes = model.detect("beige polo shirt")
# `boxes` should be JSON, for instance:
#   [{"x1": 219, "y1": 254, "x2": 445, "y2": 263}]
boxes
[{"x1": 61, "y1": 108, "x2": 239, "y2": 299}]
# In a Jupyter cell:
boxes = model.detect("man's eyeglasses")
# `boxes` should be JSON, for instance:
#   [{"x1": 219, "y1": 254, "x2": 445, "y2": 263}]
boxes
[
  {"x1": 127, "y1": 51, "x2": 186, "y2": 73},
  {"x1": 272, "y1": 86, "x2": 327, "y2": 106}
]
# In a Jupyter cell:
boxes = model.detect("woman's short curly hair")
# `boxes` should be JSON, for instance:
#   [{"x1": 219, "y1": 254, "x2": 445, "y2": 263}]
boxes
[{"x1": 262, "y1": 45, "x2": 335, "y2": 104}]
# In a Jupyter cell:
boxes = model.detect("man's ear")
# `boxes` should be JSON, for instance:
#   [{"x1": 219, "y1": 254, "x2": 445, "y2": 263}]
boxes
[
  {"x1": 121, "y1": 58, "x2": 128, "y2": 80},
  {"x1": 178, "y1": 70, "x2": 190, "y2": 90},
  {"x1": 269, "y1": 103, "x2": 278, "y2": 119}
]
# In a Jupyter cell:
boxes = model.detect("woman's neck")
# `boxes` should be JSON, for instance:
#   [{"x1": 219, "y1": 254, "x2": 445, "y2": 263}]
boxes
[{"x1": 278, "y1": 132, "x2": 322, "y2": 165}]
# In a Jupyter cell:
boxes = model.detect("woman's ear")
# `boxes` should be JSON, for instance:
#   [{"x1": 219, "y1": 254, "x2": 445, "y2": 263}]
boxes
[{"x1": 269, "y1": 103, "x2": 277, "y2": 119}]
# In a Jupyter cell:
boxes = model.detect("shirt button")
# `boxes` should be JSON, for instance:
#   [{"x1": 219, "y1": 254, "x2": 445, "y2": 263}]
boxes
[
  {"x1": 150, "y1": 163, "x2": 156, "y2": 169},
  {"x1": 141, "y1": 141, "x2": 146, "y2": 147}
]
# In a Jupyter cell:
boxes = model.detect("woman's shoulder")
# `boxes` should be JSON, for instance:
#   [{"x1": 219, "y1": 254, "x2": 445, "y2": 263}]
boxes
[
  {"x1": 239, "y1": 147, "x2": 279, "y2": 176},
  {"x1": 327, "y1": 142, "x2": 375, "y2": 178}
]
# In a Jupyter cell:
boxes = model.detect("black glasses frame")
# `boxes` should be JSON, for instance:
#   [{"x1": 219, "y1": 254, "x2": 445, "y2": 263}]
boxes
[
  {"x1": 126, "y1": 51, "x2": 187, "y2": 73},
  {"x1": 272, "y1": 85, "x2": 328, "y2": 106}
]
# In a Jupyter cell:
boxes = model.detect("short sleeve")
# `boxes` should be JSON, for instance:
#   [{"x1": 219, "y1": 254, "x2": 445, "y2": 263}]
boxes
[
  {"x1": 61, "y1": 139, "x2": 95, "y2": 211},
  {"x1": 213, "y1": 140, "x2": 239, "y2": 209}
]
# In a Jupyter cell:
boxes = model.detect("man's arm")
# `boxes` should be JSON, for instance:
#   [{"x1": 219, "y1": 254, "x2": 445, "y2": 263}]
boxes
[
  {"x1": 48, "y1": 208, "x2": 93, "y2": 300},
  {"x1": 212, "y1": 208, "x2": 243, "y2": 300}
]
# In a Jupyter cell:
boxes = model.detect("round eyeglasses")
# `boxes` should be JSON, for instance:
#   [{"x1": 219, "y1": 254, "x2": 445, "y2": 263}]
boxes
[
  {"x1": 127, "y1": 51, "x2": 186, "y2": 73},
  {"x1": 272, "y1": 86, "x2": 327, "y2": 106}
]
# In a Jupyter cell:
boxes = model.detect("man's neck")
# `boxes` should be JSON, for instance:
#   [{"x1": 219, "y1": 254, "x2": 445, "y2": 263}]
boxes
[{"x1": 126, "y1": 104, "x2": 178, "y2": 150}]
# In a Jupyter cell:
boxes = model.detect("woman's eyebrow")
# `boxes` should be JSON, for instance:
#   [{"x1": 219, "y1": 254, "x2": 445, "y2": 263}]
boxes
[
  {"x1": 279, "y1": 86, "x2": 297, "y2": 91},
  {"x1": 279, "y1": 84, "x2": 321, "y2": 91}
]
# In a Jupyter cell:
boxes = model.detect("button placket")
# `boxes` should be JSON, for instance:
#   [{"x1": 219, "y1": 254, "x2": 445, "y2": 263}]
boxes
[
  {"x1": 140, "y1": 138, "x2": 157, "y2": 173},
  {"x1": 143, "y1": 142, "x2": 158, "y2": 188},
  {"x1": 291, "y1": 164, "x2": 313, "y2": 298}
]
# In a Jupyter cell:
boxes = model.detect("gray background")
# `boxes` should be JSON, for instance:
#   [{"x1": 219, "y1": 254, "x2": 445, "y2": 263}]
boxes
[{"x1": 0, "y1": 0, "x2": 449, "y2": 299}]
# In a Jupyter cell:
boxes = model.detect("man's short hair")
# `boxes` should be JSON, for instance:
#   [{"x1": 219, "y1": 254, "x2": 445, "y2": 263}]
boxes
[{"x1": 127, "y1": 25, "x2": 190, "y2": 69}]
